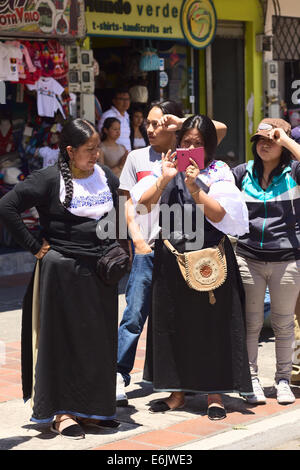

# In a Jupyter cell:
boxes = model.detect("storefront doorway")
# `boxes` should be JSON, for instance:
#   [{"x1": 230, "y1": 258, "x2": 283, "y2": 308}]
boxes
[
  {"x1": 90, "y1": 37, "x2": 197, "y2": 117},
  {"x1": 206, "y1": 21, "x2": 245, "y2": 165}
]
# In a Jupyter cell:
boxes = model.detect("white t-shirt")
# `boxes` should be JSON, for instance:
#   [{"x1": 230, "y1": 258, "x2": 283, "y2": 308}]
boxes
[
  {"x1": 98, "y1": 106, "x2": 131, "y2": 152},
  {"x1": 7, "y1": 45, "x2": 22, "y2": 81},
  {"x1": 27, "y1": 77, "x2": 65, "y2": 118},
  {"x1": 59, "y1": 164, "x2": 113, "y2": 220},
  {"x1": 0, "y1": 44, "x2": 22, "y2": 81},
  {"x1": 120, "y1": 145, "x2": 162, "y2": 247},
  {"x1": 38, "y1": 147, "x2": 59, "y2": 168}
]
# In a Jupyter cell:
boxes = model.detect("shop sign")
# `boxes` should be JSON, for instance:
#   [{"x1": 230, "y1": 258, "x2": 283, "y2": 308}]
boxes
[
  {"x1": 85, "y1": 0, "x2": 217, "y2": 49},
  {"x1": 0, "y1": 0, "x2": 81, "y2": 38},
  {"x1": 180, "y1": 0, "x2": 217, "y2": 49},
  {"x1": 85, "y1": 0, "x2": 184, "y2": 40}
]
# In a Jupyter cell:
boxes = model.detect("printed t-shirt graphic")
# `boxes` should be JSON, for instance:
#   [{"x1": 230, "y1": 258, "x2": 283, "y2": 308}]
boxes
[{"x1": 27, "y1": 77, "x2": 65, "y2": 118}]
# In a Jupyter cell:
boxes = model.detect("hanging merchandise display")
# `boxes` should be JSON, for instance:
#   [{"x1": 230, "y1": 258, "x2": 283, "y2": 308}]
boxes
[
  {"x1": 0, "y1": 39, "x2": 68, "y2": 87},
  {"x1": 0, "y1": 38, "x2": 71, "y2": 250},
  {"x1": 139, "y1": 43, "x2": 161, "y2": 72},
  {"x1": 27, "y1": 76, "x2": 66, "y2": 118},
  {"x1": 0, "y1": 1, "x2": 88, "y2": 253}
]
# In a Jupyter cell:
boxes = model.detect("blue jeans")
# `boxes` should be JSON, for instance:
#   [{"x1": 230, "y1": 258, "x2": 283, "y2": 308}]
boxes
[
  {"x1": 264, "y1": 287, "x2": 271, "y2": 320},
  {"x1": 117, "y1": 251, "x2": 154, "y2": 386}
]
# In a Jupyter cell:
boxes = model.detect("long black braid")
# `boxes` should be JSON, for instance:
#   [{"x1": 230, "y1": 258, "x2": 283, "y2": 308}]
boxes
[{"x1": 58, "y1": 118, "x2": 96, "y2": 208}]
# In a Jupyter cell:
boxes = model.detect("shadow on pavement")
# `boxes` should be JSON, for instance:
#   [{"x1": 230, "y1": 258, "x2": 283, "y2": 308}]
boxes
[
  {"x1": 0, "y1": 436, "x2": 33, "y2": 450},
  {"x1": 259, "y1": 327, "x2": 274, "y2": 344}
]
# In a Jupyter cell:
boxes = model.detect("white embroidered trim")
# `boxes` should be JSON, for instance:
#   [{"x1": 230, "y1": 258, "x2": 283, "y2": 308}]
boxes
[{"x1": 69, "y1": 191, "x2": 113, "y2": 209}]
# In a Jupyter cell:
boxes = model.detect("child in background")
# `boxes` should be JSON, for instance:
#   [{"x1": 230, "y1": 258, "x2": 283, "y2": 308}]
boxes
[{"x1": 99, "y1": 118, "x2": 128, "y2": 178}]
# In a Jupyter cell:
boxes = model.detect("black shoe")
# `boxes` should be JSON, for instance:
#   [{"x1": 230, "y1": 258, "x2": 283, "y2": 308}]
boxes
[
  {"x1": 50, "y1": 421, "x2": 85, "y2": 439},
  {"x1": 80, "y1": 419, "x2": 121, "y2": 430},
  {"x1": 207, "y1": 406, "x2": 227, "y2": 420},
  {"x1": 149, "y1": 400, "x2": 185, "y2": 413}
]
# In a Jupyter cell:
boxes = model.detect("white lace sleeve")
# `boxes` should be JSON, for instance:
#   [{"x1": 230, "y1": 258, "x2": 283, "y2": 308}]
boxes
[{"x1": 206, "y1": 181, "x2": 249, "y2": 236}]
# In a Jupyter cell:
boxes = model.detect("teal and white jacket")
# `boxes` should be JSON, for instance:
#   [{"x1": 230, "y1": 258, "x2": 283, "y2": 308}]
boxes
[{"x1": 232, "y1": 160, "x2": 300, "y2": 258}]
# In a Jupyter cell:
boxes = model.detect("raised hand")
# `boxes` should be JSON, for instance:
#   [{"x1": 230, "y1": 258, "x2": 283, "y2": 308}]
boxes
[
  {"x1": 161, "y1": 149, "x2": 178, "y2": 181},
  {"x1": 158, "y1": 114, "x2": 184, "y2": 132},
  {"x1": 269, "y1": 128, "x2": 290, "y2": 147},
  {"x1": 185, "y1": 158, "x2": 200, "y2": 192}
]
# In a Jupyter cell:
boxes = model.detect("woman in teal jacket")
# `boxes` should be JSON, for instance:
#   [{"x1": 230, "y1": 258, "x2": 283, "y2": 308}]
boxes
[{"x1": 232, "y1": 118, "x2": 300, "y2": 406}]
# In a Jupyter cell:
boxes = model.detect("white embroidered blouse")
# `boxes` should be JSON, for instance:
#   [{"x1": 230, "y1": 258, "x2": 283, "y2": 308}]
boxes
[
  {"x1": 130, "y1": 159, "x2": 249, "y2": 237},
  {"x1": 59, "y1": 164, "x2": 114, "y2": 220}
]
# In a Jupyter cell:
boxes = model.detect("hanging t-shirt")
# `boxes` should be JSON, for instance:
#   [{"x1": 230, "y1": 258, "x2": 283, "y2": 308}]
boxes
[
  {"x1": 7, "y1": 45, "x2": 23, "y2": 81},
  {"x1": 38, "y1": 147, "x2": 59, "y2": 168},
  {"x1": 5, "y1": 41, "x2": 36, "y2": 81},
  {"x1": 27, "y1": 77, "x2": 66, "y2": 118},
  {"x1": 0, "y1": 45, "x2": 23, "y2": 82}
]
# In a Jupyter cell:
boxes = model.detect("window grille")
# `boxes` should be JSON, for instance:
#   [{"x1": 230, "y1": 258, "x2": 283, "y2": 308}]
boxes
[{"x1": 272, "y1": 16, "x2": 300, "y2": 61}]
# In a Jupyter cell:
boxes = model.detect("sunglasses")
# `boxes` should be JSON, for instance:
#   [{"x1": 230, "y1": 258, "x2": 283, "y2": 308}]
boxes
[{"x1": 258, "y1": 123, "x2": 276, "y2": 131}]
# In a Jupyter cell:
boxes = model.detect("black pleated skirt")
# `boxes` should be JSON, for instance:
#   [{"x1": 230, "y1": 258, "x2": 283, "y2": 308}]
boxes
[
  {"x1": 143, "y1": 237, "x2": 252, "y2": 395},
  {"x1": 22, "y1": 249, "x2": 118, "y2": 422}
]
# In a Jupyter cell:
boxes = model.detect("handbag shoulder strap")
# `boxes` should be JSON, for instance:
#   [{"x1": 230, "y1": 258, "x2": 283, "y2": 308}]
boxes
[
  {"x1": 163, "y1": 239, "x2": 180, "y2": 257},
  {"x1": 165, "y1": 236, "x2": 226, "y2": 257},
  {"x1": 218, "y1": 236, "x2": 226, "y2": 254}
]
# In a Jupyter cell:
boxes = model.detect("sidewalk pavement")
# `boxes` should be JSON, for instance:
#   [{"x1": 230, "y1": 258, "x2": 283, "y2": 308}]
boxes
[{"x1": 1, "y1": 273, "x2": 300, "y2": 451}]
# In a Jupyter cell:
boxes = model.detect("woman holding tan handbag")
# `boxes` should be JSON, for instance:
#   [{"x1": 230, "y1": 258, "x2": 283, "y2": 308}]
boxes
[{"x1": 130, "y1": 114, "x2": 252, "y2": 420}]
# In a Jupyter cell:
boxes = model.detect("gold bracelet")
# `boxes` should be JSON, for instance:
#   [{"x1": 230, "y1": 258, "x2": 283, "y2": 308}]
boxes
[
  {"x1": 156, "y1": 179, "x2": 166, "y2": 192},
  {"x1": 190, "y1": 187, "x2": 201, "y2": 196}
]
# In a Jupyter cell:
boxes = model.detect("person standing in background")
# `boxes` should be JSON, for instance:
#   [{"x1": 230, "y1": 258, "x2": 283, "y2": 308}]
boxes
[
  {"x1": 98, "y1": 88, "x2": 132, "y2": 152},
  {"x1": 130, "y1": 105, "x2": 149, "y2": 150},
  {"x1": 99, "y1": 117, "x2": 128, "y2": 178}
]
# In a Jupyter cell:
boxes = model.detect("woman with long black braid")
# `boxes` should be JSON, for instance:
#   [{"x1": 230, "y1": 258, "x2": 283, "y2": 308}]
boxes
[{"x1": 0, "y1": 119, "x2": 120, "y2": 439}]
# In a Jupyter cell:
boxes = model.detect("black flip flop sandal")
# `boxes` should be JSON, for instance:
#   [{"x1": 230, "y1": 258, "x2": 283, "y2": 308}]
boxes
[
  {"x1": 207, "y1": 406, "x2": 227, "y2": 420},
  {"x1": 50, "y1": 418, "x2": 85, "y2": 439}
]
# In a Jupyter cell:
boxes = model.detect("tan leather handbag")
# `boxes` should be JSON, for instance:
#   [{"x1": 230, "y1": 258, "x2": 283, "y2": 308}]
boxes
[{"x1": 163, "y1": 237, "x2": 227, "y2": 305}]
